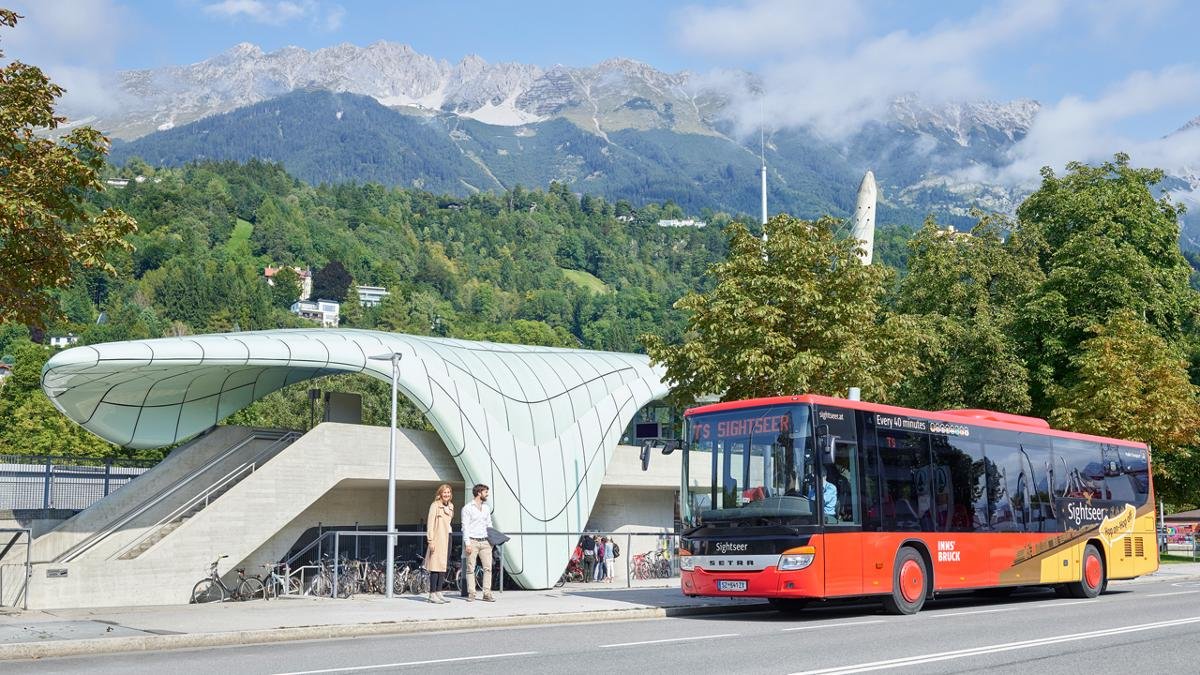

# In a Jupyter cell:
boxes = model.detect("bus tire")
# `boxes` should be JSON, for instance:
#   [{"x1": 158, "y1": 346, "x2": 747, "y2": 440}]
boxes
[
  {"x1": 883, "y1": 547, "x2": 928, "y2": 615},
  {"x1": 768, "y1": 598, "x2": 808, "y2": 613},
  {"x1": 1066, "y1": 544, "x2": 1105, "y2": 599}
]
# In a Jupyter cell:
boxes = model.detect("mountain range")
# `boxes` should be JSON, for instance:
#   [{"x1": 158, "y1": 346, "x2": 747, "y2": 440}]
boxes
[{"x1": 86, "y1": 41, "x2": 1198, "y2": 236}]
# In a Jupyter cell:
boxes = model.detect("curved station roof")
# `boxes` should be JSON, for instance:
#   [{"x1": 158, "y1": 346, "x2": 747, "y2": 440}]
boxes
[{"x1": 41, "y1": 329, "x2": 671, "y2": 588}]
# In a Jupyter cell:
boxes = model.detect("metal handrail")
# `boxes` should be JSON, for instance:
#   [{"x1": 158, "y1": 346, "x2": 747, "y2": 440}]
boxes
[
  {"x1": 54, "y1": 429, "x2": 294, "y2": 563},
  {"x1": 112, "y1": 432, "x2": 300, "y2": 560}
]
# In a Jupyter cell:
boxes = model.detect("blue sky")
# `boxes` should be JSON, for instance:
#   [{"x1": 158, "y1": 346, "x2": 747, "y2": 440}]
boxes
[{"x1": 4, "y1": 0, "x2": 1199, "y2": 186}]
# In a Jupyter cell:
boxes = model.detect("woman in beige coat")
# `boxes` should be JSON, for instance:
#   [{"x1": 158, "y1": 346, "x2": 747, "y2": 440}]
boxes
[{"x1": 425, "y1": 483, "x2": 454, "y2": 603}]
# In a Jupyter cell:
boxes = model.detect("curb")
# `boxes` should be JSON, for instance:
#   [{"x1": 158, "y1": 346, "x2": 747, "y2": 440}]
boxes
[{"x1": 0, "y1": 602, "x2": 770, "y2": 661}]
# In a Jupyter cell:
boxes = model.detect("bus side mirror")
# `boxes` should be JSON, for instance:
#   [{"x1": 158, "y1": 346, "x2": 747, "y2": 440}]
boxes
[
  {"x1": 660, "y1": 439, "x2": 680, "y2": 455},
  {"x1": 640, "y1": 441, "x2": 652, "y2": 471},
  {"x1": 816, "y1": 424, "x2": 834, "y2": 462}
]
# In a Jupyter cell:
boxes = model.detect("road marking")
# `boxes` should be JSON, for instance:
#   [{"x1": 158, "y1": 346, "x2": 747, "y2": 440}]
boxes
[
  {"x1": 1145, "y1": 590, "x2": 1200, "y2": 597},
  {"x1": 599, "y1": 633, "x2": 739, "y2": 648},
  {"x1": 789, "y1": 615, "x2": 1200, "y2": 674},
  {"x1": 927, "y1": 607, "x2": 1019, "y2": 618},
  {"x1": 272, "y1": 652, "x2": 538, "y2": 674},
  {"x1": 783, "y1": 620, "x2": 885, "y2": 632}
]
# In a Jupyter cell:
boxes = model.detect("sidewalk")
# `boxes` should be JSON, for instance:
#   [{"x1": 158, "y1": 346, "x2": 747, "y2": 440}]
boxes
[
  {"x1": 3, "y1": 563, "x2": 1198, "y2": 662},
  {"x1": 0, "y1": 582, "x2": 766, "y2": 660}
]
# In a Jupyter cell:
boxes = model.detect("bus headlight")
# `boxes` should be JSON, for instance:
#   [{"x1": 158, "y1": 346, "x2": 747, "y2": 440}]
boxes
[
  {"x1": 679, "y1": 550, "x2": 695, "y2": 571},
  {"x1": 778, "y1": 546, "x2": 815, "y2": 571}
]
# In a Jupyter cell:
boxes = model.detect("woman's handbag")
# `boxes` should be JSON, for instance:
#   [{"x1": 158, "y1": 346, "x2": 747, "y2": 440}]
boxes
[{"x1": 486, "y1": 526, "x2": 510, "y2": 546}]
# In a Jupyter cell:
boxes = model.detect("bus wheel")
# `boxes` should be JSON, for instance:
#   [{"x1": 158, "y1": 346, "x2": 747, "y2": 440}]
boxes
[
  {"x1": 883, "y1": 547, "x2": 927, "y2": 615},
  {"x1": 1066, "y1": 544, "x2": 1105, "y2": 599},
  {"x1": 768, "y1": 598, "x2": 808, "y2": 613}
]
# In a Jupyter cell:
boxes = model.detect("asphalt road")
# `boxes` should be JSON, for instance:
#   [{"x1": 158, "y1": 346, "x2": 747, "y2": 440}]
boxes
[{"x1": 8, "y1": 579, "x2": 1200, "y2": 674}]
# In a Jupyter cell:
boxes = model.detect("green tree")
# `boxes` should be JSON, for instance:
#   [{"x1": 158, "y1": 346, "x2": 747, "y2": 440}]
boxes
[
  {"x1": 0, "y1": 10, "x2": 137, "y2": 327},
  {"x1": 893, "y1": 216, "x2": 1041, "y2": 412},
  {"x1": 1048, "y1": 311, "x2": 1200, "y2": 504},
  {"x1": 312, "y1": 260, "x2": 352, "y2": 302},
  {"x1": 1015, "y1": 154, "x2": 1197, "y2": 415},
  {"x1": 643, "y1": 214, "x2": 922, "y2": 405},
  {"x1": 270, "y1": 266, "x2": 303, "y2": 308}
]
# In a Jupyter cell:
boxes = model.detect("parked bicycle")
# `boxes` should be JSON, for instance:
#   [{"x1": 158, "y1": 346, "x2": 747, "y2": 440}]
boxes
[
  {"x1": 306, "y1": 556, "x2": 354, "y2": 598},
  {"x1": 555, "y1": 557, "x2": 585, "y2": 587},
  {"x1": 190, "y1": 555, "x2": 266, "y2": 603},
  {"x1": 261, "y1": 563, "x2": 301, "y2": 598},
  {"x1": 631, "y1": 550, "x2": 672, "y2": 580}
]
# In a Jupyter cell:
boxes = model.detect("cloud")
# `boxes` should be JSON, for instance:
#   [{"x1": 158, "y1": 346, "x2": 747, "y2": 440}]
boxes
[
  {"x1": 202, "y1": 0, "x2": 344, "y2": 31},
  {"x1": 3, "y1": 0, "x2": 136, "y2": 116},
  {"x1": 674, "y1": 0, "x2": 866, "y2": 57},
  {"x1": 963, "y1": 67, "x2": 1200, "y2": 187},
  {"x1": 677, "y1": 0, "x2": 1065, "y2": 139}
]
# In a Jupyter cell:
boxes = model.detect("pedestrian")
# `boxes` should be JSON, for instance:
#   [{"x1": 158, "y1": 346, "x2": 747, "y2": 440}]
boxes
[
  {"x1": 580, "y1": 533, "x2": 596, "y2": 582},
  {"x1": 604, "y1": 536, "x2": 615, "y2": 582},
  {"x1": 594, "y1": 536, "x2": 607, "y2": 582},
  {"x1": 461, "y1": 483, "x2": 495, "y2": 602},
  {"x1": 424, "y1": 483, "x2": 454, "y2": 603}
]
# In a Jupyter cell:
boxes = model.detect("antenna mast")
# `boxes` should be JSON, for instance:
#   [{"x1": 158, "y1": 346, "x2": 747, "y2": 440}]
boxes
[{"x1": 760, "y1": 98, "x2": 768, "y2": 227}]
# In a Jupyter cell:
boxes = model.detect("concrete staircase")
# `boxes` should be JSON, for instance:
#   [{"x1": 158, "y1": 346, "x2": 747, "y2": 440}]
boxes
[{"x1": 31, "y1": 427, "x2": 297, "y2": 565}]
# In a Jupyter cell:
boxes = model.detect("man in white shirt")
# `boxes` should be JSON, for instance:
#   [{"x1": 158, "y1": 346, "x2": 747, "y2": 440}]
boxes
[{"x1": 461, "y1": 483, "x2": 495, "y2": 602}]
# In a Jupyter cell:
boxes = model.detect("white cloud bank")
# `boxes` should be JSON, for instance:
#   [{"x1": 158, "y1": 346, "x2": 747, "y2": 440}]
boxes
[
  {"x1": 202, "y1": 0, "x2": 344, "y2": 31},
  {"x1": 674, "y1": 0, "x2": 1200, "y2": 189},
  {"x1": 3, "y1": 0, "x2": 135, "y2": 116}
]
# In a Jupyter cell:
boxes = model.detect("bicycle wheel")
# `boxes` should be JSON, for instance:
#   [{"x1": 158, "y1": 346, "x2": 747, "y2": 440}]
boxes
[
  {"x1": 237, "y1": 577, "x2": 266, "y2": 601},
  {"x1": 309, "y1": 574, "x2": 331, "y2": 597},
  {"x1": 337, "y1": 575, "x2": 355, "y2": 599},
  {"x1": 191, "y1": 579, "x2": 227, "y2": 604},
  {"x1": 409, "y1": 569, "x2": 429, "y2": 595}
]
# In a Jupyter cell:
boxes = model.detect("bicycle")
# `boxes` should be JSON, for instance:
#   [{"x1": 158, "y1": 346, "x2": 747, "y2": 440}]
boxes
[
  {"x1": 632, "y1": 550, "x2": 672, "y2": 580},
  {"x1": 307, "y1": 556, "x2": 354, "y2": 598},
  {"x1": 555, "y1": 557, "x2": 585, "y2": 587},
  {"x1": 190, "y1": 555, "x2": 266, "y2": 603},
  {"x1": 261, "y1": 563, "x2": 301, "y2": 598}
]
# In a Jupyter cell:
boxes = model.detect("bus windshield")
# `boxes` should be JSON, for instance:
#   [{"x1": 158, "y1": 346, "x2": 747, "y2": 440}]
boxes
[{"x1": 682, "y1": 404, "x2": 817, "y2": 525}]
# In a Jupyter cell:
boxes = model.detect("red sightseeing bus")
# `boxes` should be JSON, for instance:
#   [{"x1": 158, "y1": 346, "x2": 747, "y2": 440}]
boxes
[{"x1": 677, "y1": 395, "x2": 1158, "y2": 614}]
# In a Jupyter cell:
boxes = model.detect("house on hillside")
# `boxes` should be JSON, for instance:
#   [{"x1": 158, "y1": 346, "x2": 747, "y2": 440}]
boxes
[
  {"x1": 48, "y1": 334, "x2": 80, "y2": 349},
  {"x1": 356, "y1": 285, "x2": 390, "y2": 308},
  {"x1": 657, "y1": 219, "x2": 706, "y2": 228},
  {"x1": 290, "y1": 299, "x2": 340, "y2": 328},
  {"x1": 264, "y1": 266, "x2": 313, "y2": 301}
]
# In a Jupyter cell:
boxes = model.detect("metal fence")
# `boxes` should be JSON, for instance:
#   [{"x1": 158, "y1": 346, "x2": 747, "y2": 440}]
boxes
[
  {"x1": 0, "y1": 454, "x2": 156, "y2": 512},
  {"x1": 279, "y1": 529, "x2": 680, "y2": 599}
]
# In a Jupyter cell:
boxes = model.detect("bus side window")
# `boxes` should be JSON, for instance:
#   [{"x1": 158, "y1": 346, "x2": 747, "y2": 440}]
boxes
[
  {"x1": 878, "y1": 429, "x2": 933, "y2": 532},
  {"x1": 1053, "y1": 438, "x2": 1104, "y2": 501},
  {"x1": 985, "y1": 439, "x2": 1025, "y2": 533},
  {"x1": 932, "y1": 435, "x2": 984, "y2": 533}
]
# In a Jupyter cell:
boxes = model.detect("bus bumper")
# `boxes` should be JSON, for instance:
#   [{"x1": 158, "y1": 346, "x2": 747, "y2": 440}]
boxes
[{"x1": 681, "y1": 567, "x2": 823, "y2": 598}]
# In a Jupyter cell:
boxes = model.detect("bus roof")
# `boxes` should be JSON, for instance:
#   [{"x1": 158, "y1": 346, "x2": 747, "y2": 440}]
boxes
[{"x1": 684, "y1": 394, "x2": 1149, "y2": 450}]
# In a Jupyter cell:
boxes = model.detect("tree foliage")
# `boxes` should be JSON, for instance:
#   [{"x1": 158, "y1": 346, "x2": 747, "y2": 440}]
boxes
[
  {"x1": 0, "y1": 10, "x2": 137, "y2": 327},
  {"x1": 643, "y1": 214, "x2": 921, "y2": 405},
  {"x1": 893, "y1": 215, "x2": 1042, "y2": 412},
  {"x1": 1048, "y1": 311, "x2": 1200, "y2": 503},
  {"x1": 311, "y1": 259, "x2": 352, "y2": 302}
]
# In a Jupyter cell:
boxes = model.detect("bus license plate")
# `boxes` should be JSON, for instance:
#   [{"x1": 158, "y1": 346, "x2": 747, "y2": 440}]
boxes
[{"x1": 718, "y1": 580, "x2": 747, "y2": 592}]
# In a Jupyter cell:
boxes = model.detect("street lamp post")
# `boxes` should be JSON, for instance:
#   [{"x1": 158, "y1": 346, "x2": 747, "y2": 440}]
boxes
[{"x1": 369, "y1": 352, "x2": 402, "y2": 598}]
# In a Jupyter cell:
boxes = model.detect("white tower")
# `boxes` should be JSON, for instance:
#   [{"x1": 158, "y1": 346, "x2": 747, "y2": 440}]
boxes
[{"x1": 851, "y1": 170, "x2": 877, "y2": 265}]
